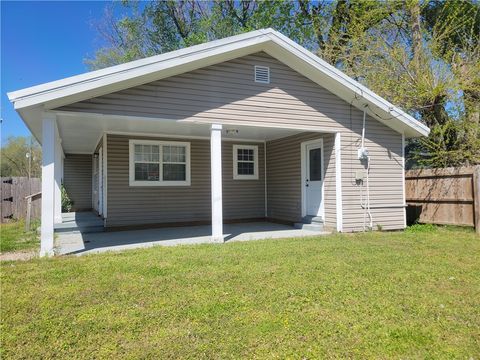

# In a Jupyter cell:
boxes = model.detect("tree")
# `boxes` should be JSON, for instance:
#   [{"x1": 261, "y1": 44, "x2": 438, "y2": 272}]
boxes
[
  {"x1": 0, "y1": 136, "x2": 42, "y2": 178},
  {"x1": 87, "y1": 0, "x2": 480, "y2": 168}
]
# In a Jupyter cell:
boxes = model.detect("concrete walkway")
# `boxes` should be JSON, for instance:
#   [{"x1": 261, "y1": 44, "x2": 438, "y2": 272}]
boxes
[{"x1": 56, "y1": 222, "x2": 329, "y2": 256}]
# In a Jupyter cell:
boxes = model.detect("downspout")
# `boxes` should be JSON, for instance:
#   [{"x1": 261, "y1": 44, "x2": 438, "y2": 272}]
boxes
[{"x1": 264, "y1": 140, "x2": 268, "y2": 218}]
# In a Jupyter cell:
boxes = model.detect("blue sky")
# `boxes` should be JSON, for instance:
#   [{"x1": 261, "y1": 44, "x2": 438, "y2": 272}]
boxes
[{"x1": 1, "y1": 1, "x2": 124, "y2": 142}]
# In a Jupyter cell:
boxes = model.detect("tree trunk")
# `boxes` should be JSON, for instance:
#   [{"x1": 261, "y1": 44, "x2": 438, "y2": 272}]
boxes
[{"x1": 408, "y1": 0, "x2": 422, "y2": 72}]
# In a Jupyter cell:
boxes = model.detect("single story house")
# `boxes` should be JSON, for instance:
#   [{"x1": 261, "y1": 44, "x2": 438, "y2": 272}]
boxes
[{"x1": 8, "y1": 29, "x2": 429, "y2": 256}]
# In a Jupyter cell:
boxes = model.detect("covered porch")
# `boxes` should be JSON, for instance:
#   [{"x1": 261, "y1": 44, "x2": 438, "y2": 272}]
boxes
[
  {"x1": 36, "y1": 110, "x2": 342, "y2": 256},
  {"x1": 55, "y1": 218, "x2": 328, "y2": 255}
]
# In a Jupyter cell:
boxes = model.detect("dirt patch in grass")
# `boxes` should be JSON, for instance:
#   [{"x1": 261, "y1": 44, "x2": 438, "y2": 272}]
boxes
[{"x1": 0, "y1": 251, "x2": 37, "y2": 262}]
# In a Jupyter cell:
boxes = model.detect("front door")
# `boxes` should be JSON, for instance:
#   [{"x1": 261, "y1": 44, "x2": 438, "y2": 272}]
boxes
[{"x1": 304, "y1": 141, "x2": 323, "y2": 217}]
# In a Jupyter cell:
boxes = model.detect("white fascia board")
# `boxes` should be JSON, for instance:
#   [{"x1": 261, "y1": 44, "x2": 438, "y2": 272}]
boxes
[
  {"x1": 8, "y1": 30, "x2": 270, "y2": 109},
  {"x1": 262, "y1": 30, "x2": 430, "y2": 138}
]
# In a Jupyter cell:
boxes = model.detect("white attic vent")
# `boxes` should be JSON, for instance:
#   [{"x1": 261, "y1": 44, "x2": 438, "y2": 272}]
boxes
[{"x1": 254, "y1": 65, "x2": 270, "y2": 84}]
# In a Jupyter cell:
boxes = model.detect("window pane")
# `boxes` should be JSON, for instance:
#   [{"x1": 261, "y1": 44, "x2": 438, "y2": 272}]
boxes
[
  {"x1": 163, "y1": 145, "x2": 186, "y2": 163},
  {"x1": 151, "y1": 146, "x2": 159, "y2": 162},
  {"x1": 134, "y1": 145, "x2": 143, "y2": 162},
  {"x1": 177, "y1": 147, "x2": 186, "y2": 162},
  {"x1": 135, "y1": 144, "x2": 159, "y2": 162},
  {"x1": 135, "y1": 163, "x2": 159, "y2": 181},
  {"x1": 163, "y1": 163, "x2": 186, "y2": 181},
  {"x1": 163, "y1": 145, "x2": 171, "y2": 162},
  {"x1": 309, "y1": 148, "x2": 322, "y2": 181},
  {"x1": 237, "y1": 148, "x2": 253, "y2": 161},
  {"x1": 238, "y1": 161, "x2": 254, "y2": 175}
]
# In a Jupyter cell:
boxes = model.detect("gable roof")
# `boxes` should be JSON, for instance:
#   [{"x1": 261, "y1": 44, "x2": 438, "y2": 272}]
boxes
[{"x1": 7, "y1": 28, "x2": 429, "y2": 138}]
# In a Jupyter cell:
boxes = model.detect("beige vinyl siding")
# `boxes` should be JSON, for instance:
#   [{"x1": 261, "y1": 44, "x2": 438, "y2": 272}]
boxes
[
  {"x1": 322, "y1": 134, "x2": 337, "y2": 229},
  {"x1": 58, "y1": 52, "x2": 355, "y2": 133},
  {"x1": 106, "y1": 134, "x2": 264, "y2": 227},
  {"x1": 223, "y1": 142, "x2": 265, "y2": 219},
  {"x1": 63, "y1": 154, "x2": 92, "y2": 211},
  {"x1": 341, "y1": 114, "x2": 404, "y2": 231},
  {"x1": 266, "y1": 132, "x2": 336, "y2": 228},
  {"x1": 60, "y1": 51, "x2": 405, "y2": 231}
]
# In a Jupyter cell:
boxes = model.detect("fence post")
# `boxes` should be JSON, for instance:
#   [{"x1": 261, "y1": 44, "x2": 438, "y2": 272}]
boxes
[
  {"x1": 474, "y1": 165, "x2": 480, "y2": 235},
  {"x1": 25, "y1": 197, "x2": 32, "y2": 231}
]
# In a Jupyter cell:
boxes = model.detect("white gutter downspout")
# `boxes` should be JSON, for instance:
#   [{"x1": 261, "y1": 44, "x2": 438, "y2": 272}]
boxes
[{"x1": 264, "y1": 141, "x2": 268, "y2": 218}]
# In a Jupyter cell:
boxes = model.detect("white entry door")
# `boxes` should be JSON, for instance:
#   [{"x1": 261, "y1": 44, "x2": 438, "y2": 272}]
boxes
[{"x1": 303, "y1": 141, "x2": 324, "y2": 217}]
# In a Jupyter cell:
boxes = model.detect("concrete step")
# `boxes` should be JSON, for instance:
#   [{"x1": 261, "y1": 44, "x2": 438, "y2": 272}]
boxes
[
  {"x1": 55, "y1": 212, "x2": 105, "y2": 234},
  {"x1": 294, "y1": 222, "x2": 324, "y2": 232},
  {"x1": 302, "y1": 216, "x2": 324, "y2": 224}
]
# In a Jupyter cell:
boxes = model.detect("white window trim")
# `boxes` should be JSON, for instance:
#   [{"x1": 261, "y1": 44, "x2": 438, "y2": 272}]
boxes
[
  {"x1": 233, "y1": 144, "x2": 259, "y2": 180},
  {"x1": 129, "y1": 139, "x2": 191, "y2": 186}
]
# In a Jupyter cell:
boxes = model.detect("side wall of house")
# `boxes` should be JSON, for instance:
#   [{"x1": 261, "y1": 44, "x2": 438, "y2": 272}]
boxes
[
  {"x1": 341, "y1": 115, "x2": 404, "y2": 231},
  {"x1": 106, "y1": 134, "x2": 265, "y2": 227},
  {"x1": 61, "y1": 52, "x2": 405, "y2": 231},
  {"x1": 63, "y1": 154, "x2": 92, "y2": 211}
]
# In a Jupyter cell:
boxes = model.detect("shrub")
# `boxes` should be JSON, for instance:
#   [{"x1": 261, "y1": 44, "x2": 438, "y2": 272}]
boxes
[{"x1": 61, "y1": 185, "x2": 74, "y2": 212}]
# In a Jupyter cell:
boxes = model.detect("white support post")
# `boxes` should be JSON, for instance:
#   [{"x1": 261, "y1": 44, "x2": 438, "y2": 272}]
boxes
[
  {"x1": 54, "y1": 135, "x2": 62, "y2": 224},
  {"x1": 40, "y1": 113, "x2": 56, "y2": 256},
  {"x1": 102, "y1": 134, "x2": 108, "y2": 219},
  {"x1": 210, "y1": 124, "x2": 224, "y2": 242},
  {"x1": 401, "y1": 133, "x2": 406, "y2": 229},
  {"x1": 335, "y1": 132, "x2": 343, "y2": 232}
]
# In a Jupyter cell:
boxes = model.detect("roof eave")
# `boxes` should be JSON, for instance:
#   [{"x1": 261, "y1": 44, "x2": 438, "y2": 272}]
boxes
[
  {"x1": 8, "y1": 27, "x2": 429, "y2": 138},
  {"x1": 7, "y1": 29, "x2": 271, "y2": 109}
]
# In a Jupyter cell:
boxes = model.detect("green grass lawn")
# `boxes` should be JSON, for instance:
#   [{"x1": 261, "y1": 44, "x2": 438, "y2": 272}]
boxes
[
  {"x1": 0, "y1": 220, "x2": 39, "y2": 253},
  {"x1": 1, "y1": 226, "x2": 479, "y2": 358}
]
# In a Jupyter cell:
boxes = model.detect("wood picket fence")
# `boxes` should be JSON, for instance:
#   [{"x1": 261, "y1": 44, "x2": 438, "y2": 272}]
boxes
[
  {"x1": 1, "y1": 177, "x2": 41, "y2": 223},
  {"x1": 405, "y1": 166, "x2": 480, "y2": 233}
]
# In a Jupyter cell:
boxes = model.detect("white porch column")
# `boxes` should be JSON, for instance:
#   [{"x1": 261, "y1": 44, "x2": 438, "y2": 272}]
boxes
[
  {"x1": 54, "y1": 136, "x2": 63, "y2": 224},
  {"x1": 40, "y1": 113, "x2": 56, "y2": 256},
  {"x1": 210, "y1": 124, "x2": 224, "y2": 242},
  {"x1": 335, "y1": 132, "x2": 343, "y2": 232}
]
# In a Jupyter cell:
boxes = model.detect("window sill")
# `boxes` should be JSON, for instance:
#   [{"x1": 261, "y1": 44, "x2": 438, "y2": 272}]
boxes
[
  {"x1": 129, "y1": 180, "x2": 191, "y2": 187},
  {"x1": 233, "y1": 175, "x2": 259, "y2": 180}
]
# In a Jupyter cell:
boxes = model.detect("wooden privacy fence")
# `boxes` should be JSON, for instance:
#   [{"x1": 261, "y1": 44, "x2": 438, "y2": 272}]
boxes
[
  {"x1": 1, "y1": 177, "x2": 41, "y2": 223},
  {"x1": 405, "y1": 166, "x2": 480, "y2": 233}
]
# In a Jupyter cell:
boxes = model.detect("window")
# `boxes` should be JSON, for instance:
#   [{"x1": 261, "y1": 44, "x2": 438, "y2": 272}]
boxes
[
  {"x1": 309, "y1": 148, "x2": 322, "y2": 181},
  {"x1": 129, "y1": 140, "x2": 190, "y2": 186},
  {"x1": 233, "y1": 145, "x2": 258, "y2": 180}
]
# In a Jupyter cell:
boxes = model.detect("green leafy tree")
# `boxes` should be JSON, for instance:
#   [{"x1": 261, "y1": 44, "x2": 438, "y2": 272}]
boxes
[
  {"x1": 0, "y1": 136, "x2": 41, "y2": 178},
  {"x1": 87, "y1": 0, "x2": 480, "y2": 168}
]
